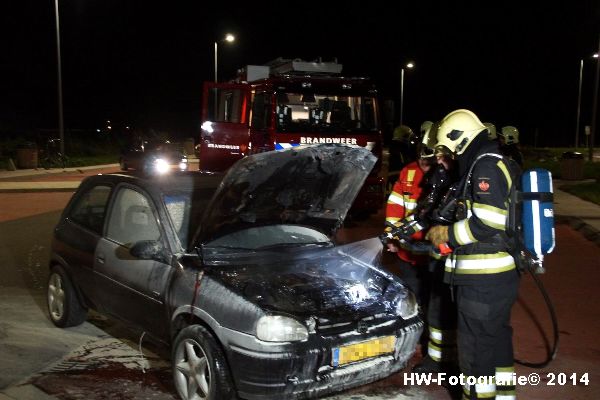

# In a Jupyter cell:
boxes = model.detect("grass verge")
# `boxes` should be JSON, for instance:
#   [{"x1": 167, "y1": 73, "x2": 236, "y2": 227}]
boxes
[{"x1": 561, "y1": 182, "x2": 600, "y2": 206}]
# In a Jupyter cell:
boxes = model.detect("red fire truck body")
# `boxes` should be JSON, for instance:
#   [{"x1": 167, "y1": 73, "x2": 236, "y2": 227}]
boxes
[{"x1": 198, "y1": 58, "x2": 385, "y2": 213}]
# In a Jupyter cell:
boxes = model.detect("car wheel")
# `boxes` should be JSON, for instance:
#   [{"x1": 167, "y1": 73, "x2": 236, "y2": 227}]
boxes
[
  {"x1": 172, "y1": 325, "x2": 236, "y2": 400},
  {"x1": 47, "y1": 265, "x2": 87, "y2": 328},
  {"x1": 119, "y1": 158, "x2": 128, "y2": 171}
]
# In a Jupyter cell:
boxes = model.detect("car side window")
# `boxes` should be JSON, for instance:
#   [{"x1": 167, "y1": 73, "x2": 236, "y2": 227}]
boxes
[
  {"x1": 69, "y1": 185, "x2": 112, "y2": 234},
  {"x1": 106, "y1": 187, "x2": 160, "y2": 247}
]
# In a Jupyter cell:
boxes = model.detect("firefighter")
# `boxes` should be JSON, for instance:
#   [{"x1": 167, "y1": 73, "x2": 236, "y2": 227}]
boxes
[
  {"x1": 412, "y1": 147, "x2": 459, "y2": 378},
  {"x1": 498, "y1": 126, "x2": 524, "y2": 167},
  {"x1": 426, "y1": 109, "x2": 519, "y2": 400},
  {"x1": 384, "y1": 125, "x2": 435, "y2": 305}
]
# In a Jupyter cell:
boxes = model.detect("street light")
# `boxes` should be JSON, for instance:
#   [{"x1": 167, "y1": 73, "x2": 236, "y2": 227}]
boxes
[
  {"x1": 399, "y1": 62, "x2": 414, "y2": 127},
  {"x1": 54, "y1": 0, "x2": 65, "y2": 156},
  {"x1": 214, "y1": 33, "x2": 235, "y2": 83},
  {"x1": 575, "y1": 52, "x2": 599, "y2": 149},
  {"x1": 590, "y1": 34, "x2": 600, "y2": 162}
]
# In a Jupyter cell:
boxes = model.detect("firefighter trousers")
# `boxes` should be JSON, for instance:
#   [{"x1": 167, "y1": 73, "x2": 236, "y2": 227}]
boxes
[
  {"x1": 456, "y1": 277, "x2": 519, "y2": 400},
  {"x1": 426, "y1": 260, "x2": 457, "y2": 364}
]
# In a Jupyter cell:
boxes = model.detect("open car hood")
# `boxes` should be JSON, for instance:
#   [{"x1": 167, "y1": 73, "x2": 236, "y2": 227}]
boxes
[{"x1": 193, "y1": 144, "x2": 376, "y2": 245}]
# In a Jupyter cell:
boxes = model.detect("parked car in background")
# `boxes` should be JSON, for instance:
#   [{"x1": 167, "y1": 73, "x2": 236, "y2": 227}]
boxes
[
  {"x1": 47, "y1": 144, "x2": 423, "y2": 400},
  {"x1": 119, "y1": 140, "x2": 188, "y2": 174}
]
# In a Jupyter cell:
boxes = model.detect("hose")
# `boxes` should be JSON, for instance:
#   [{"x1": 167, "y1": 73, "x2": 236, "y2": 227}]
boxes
[
  {"x1": 514, "y1": 264, "x2": 559, "y2": 368},
  {"x1": 382, "y1": 230, "x2": 559, "y2": 368}
]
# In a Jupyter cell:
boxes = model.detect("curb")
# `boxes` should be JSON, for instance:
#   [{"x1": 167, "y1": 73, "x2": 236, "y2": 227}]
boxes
[
  {"x1": 555, "y1": 215, "x2": 600, "y2": 247},
  {"x1": 0, "y1": 164, "x2": 119, "y2": 179},
  {"x1": 0, "y1": 188, "x2": 78, "y2": 193}
]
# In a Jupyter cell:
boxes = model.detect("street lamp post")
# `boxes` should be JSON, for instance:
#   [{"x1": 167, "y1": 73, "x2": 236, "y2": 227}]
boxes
[
  {"x1": 575, "y1": 52, "x2": 599, "y2": 150},
  {"x1": 576, "y1": 59, "x2": 583, "y2": 149},
  {"x1": 214, "y1": 33, "x2": 235, "y2": 83},
  {"x1": 399, "y1": 62, "x2": 414, "y2": 127},
  {"x1": 54, "y1": 0, "x2": 65, "y2": 156},
  {"x1": 590, "y1": 36, "x2": 600, "y2": 162},
  {"x1": 213, "y1": 34, "x2": 235, "y2": 118}
]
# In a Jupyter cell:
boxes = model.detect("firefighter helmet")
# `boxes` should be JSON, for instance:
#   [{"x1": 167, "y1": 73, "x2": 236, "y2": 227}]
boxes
[
  {"x1": 419, "y1": 121, "x2": 436, "y2": 159},
  {"x1": 500, "y1": 126, "x2": 520, "y2": 145},
  {"x1": 392, "y1": 125, "x2": 414, "y2": 143},
  {"x1": 484, "y1": 122, "x2": 497, "y2": 140},
  {"x1": 436, "y1": 109, "x2": 486, "y2": 155},
  {"x1": 420, "y1": 120, "x2": 433, "y2": 136}
]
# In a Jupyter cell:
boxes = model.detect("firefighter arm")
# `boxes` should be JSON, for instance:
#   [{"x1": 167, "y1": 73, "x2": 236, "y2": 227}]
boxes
[
  {"x1": 448, "y1": 159, "x2": 511, "y2": 247},
  {"x1": 385, "y1": 176, "x2": 407, "y2": 227}
]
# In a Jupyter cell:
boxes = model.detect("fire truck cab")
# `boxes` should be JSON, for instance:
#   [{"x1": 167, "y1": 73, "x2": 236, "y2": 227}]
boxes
[{"x1": 198, "y1": 57, "x2": 385, "y2": 214}]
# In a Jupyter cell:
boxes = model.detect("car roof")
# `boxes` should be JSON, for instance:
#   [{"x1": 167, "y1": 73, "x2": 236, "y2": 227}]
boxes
[{"x1": 81, "y1": 171, "x2": 224, "y2": 194}]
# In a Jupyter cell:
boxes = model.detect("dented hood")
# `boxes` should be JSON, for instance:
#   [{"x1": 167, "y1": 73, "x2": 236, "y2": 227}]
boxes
[{"x1": 194, "y1": 144, "x2": 376, "y2": 245}]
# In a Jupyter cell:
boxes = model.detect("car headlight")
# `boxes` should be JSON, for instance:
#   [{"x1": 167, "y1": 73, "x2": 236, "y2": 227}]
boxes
[
  {"x1": 179, "y1": 161, "x2": 188, "y2": 170},
  {"x1": 394, "y1": 291, "x2": 418, "y2": 320},
  {"x1": 154, "y1": 158, "x2": 169, "y2": 174},
  {"x1": 256, "y1": 315, "x2": 308, "y2": 342}
]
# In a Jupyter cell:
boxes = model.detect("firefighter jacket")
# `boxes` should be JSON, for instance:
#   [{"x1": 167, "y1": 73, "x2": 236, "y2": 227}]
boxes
[
  {"x1": 386, "y1": 161, "x2": 427, "y2": 264},
  {"x1": 445, "y1": 135, "x2": 519, "y2": 285}
]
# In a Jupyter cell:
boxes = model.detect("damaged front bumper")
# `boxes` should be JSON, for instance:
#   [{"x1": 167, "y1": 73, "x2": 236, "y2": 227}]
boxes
[{"x1": 226, "y1": 319, "x2": 423, "y2": 400}]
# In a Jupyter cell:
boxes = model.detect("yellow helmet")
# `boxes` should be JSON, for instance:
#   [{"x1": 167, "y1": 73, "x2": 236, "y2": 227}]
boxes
[
  {"x1": 483, "y1": 122, "x2": 497, "y2": 140},
  {"x1": 392, "y1": 125, "x2": 414, "y2": 143},
  {"x1": 420, "y1": 120, "x2": 437, "y2": 159},
  {"x1": 436, "y1": 109, "x2": 486, "y2": 155},
  {"x1": 500, "y1": 126, "x2": 519, "y2": 145}
]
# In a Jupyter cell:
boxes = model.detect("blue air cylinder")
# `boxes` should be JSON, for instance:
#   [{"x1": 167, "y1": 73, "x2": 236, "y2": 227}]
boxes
[{"x1": 521, "y1": 168, "x2": 555, "y2": 258}]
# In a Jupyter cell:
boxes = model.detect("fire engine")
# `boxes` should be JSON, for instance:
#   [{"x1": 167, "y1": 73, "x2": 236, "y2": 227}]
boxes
[{"x1": 198, "y1": 57, "x2": 385, "y2": 214}]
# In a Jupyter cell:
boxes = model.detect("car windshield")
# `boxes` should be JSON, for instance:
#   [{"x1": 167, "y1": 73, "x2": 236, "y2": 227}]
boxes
[
  {"x1": 147, "y1": 141, "x2": 182, "y2": 153},
  {"x1": 163, "y1": 189, "x2": 213, "y2": 247},
  {"x1": 275, "y1": 93, "x2": 378, "y2": 133},
  {"x1": 206, "y1": 225, "x2": 331, "y2": 250}
]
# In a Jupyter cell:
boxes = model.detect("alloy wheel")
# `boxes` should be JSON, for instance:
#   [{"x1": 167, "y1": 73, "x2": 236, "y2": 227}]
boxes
[
  {"x1": 174, "y1": 338, "x2": 212, "y2": 400},
  {"x1": 47, "y1": 272, "x2": 65, "y2": 322}
]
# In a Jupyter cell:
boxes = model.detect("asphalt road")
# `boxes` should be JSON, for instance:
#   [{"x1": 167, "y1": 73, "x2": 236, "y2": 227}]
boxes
[{"x1": 1, "y1": 170, "x2": 599, "y2": 399}]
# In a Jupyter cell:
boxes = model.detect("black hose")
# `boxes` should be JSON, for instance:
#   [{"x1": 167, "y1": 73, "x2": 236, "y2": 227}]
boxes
[
  {"x1": 514, "y1": 265, "x2": 559, "y2": 368},
  {"x1": 381, "y1": 232, "x2": 559, "y2": 367}
]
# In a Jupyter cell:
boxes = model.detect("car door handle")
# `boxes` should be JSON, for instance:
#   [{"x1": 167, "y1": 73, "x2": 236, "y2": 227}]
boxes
[{"x1": 96, "y1": 254, "x2": 105, "y2": 264}]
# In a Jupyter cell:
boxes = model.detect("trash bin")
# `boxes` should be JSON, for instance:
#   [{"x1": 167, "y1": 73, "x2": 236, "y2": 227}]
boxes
[
  {"x1": 560, "y1": 151, "x2": 584, "y2": 180},
  {"x1": 16, "y1": 142, "x2": 38, "y2": 169}
]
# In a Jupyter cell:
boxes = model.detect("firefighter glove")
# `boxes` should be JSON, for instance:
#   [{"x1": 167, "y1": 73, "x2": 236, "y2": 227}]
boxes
[{"x1": 426, "y1": 225, "x2": 449, "y2": 246}]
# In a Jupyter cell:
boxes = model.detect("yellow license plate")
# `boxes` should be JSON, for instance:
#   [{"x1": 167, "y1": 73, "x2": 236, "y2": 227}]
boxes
[{"x1": 332, "y1": 335, "x2": 396, "y2": 366}]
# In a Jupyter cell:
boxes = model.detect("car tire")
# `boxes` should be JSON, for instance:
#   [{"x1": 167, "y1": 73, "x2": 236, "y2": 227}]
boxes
[
  {"x1": 172, "y1": 325, "x2": 236, "y2": 400},
  {"x1": 119, "y1": 158, "x2": 128, "y2": 171},
  {"x1": 47, "y1": 265, "x2": 88, "y2": 328}
]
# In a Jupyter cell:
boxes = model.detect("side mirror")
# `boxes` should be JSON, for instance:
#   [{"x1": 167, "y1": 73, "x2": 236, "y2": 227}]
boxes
[{"x1": 130, "y1": 240, "x2": 168, "y2": 262}]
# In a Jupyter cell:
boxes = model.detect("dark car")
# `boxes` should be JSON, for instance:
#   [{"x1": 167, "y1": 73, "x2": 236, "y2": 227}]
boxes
[
  {"x1": 119, "y1": 140, "x2": 188, "y2": 174},
  {"x1": 47, "y1": 144, "x2": 423, "y2": 400}
]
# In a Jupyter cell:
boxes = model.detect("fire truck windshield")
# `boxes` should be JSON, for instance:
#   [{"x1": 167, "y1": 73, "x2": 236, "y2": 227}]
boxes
[{"x1": 275, "y1": 93, "x2": 378, "y2": 133}]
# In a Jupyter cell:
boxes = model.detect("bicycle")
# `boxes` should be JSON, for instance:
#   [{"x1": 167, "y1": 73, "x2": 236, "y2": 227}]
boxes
[{"x1": 39, "y1": 138, "x2": 69, "y2": 169}]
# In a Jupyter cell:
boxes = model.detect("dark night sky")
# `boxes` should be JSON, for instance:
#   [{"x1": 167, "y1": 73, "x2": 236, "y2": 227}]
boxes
[{"x1": 2, "y1": 1, "x2": 599, "y2": 145}]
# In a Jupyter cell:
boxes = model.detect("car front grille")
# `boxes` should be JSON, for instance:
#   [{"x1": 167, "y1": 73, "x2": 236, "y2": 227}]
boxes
[{"x1": 316, "y1": 313, "x2": 396, "y2": 336}]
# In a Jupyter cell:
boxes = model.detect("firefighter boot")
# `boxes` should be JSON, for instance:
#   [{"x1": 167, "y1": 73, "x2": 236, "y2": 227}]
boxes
[{"x1": 412, "y1": 355, "x2": 441, "y2": 373}]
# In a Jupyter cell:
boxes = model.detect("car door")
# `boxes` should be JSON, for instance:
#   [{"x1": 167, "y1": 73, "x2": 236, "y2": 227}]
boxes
[
  {"x1": 55, "y1": 183, "x2": 113, "y2": 305},
  {"x1": 199, "y1": 82, "x2": 251, "y2": 171},
  {"x1": 94, "y1": 184, "x2": 172, "y2": 337}
]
